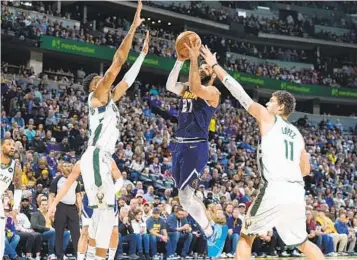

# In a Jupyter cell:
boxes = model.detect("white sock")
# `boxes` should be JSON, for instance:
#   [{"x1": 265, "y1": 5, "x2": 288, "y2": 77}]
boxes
[
  {"x1": 86, "y1": 246, "x2": 96, "y2": 259},
  {"x1": 77, "y1": 253, "x2": 85, "y2": 260},
  {"x1": 108, "y1": 248, "x2": 117, "y2": 260},
  {"x1": 95, "y1": 256, "x2": 105, "y2": 260},
  {"x1": 179, "y1": 188, "x2": 213, "y2": 238},
  {"x1": 204, "y1": 224, "x2": 214, "y2": 237}
]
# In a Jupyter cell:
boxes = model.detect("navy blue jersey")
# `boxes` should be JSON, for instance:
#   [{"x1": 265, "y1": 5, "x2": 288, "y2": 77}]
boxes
[{"x1": 175, "y1": 89, "x2": 217, "y2": 139}]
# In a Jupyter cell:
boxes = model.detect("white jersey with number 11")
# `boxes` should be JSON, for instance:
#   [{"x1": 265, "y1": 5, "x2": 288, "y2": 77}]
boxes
[{"x1": 258, "y1": 115, "x2": 305, "y2": 184}]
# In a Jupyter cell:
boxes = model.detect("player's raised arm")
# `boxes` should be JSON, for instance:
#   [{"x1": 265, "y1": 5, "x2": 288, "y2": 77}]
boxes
[
  {"x1": 94, "y1": 0, "x2": 145, "y2": 103},
  {"x1": 113, "y1": 30, "x2": 149, "y2": 102},
  {"x1": 200, "y1": 45, "x2": 274, "y2": 125},
  {"x1": 185, "y1": 40, "x2": 219, "y2": 102},
  {"x1": 47, "y1": 161, "x2": 81, "y2": 218},
  {"x1": 165, "y1": 50, "x2": 187, "y2": 96}
]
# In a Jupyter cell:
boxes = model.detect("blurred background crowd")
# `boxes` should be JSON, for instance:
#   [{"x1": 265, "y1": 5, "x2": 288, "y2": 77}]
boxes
[{"x1": 1, "y1": 1, "x2": 357, "y2": 259}]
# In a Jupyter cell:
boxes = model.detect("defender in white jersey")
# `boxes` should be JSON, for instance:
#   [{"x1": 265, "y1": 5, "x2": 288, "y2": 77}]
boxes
[
  {"x1": 200, "y1": 46, "x2": 325, "y2": 260},
  {"x1": 69, "y1": 1, "x2": 148, "y2": 258},
  {"x1": 0, "y1": 139, "x2": 22, "y2": 259}
]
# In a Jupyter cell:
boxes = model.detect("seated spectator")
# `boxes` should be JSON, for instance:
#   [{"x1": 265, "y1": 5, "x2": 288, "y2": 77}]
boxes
[
  {"x1": 224, "y1": 207, "x2": 242, "y2": 258},
  {"x1": 142, "y1": 203, "x2": 152, "y2": 222},
  {"x1": 144, "y1": 186, "x2": 155, "y2": 202},
  {"x1": 31, "y1": 199, "x2": 71, "y2": 259},
  {"x1": 251, "y1": 230, "x2": 275, "y2": 258},
  {"x1": 11, "y1": 210, "x2": 42, "y2": 259},
  {"x1": 146, "y1": 207, "x2": 170, "y2": 258},
  {"x1": 4, "y1": 232, "x2": 21, "y2": 260},
  {"x1": 187, "y1": 213, "x2": 206, "y2": 257},
  {"x1": 117, "y1": 207, "x2": 139, "y2": 259},
  {"x1": 315, "y1": 207, "x2": 348, "y2": 254},
  {"x1": 306, "y1": 210, "x2": 335, "y2": 256},
  {"x1": 4, "y1": 209, "x2": 21, "y2": 260},
  {"x1": 334, "y1": 213, "x2": 356, "y2": 255},
  {"x1": 131, "y1": 209, "x2": 150, "y2": 259},
  {"x1": 166, "y1": 206, "x2": 193, "y2": 258}
]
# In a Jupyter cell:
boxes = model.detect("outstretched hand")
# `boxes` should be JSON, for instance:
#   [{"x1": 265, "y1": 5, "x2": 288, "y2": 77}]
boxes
[
  {"x1": 200, "y1": 45, "x2": 217, "y2": 67},
  {"x1": 142, "y1": 30, "x2": 150, "y2": 54},
  {"x1": 133, "y1": 0, "x2": 145, "y2": 28},
  {"x1": 184, "y1": 39, "x2": 201, "y2": 60}
]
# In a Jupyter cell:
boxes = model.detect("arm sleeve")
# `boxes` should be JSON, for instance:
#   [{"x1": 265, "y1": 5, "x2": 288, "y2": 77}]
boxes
[
  {"x1": 166, "y1": 60, "x2": 185, "y2": 95},
  {"x1": 13, "y1": 189, "x2": 22, "y2": 211},
  {"x1": 222, "y1": 74, "x2": 254, "y2": 110},
  {"x1": 122, "y1": 52, "x2": 146, "y2": 88}
]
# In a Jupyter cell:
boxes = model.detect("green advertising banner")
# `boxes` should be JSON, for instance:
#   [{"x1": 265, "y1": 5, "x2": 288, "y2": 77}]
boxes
[{"x1": 40, "y1": 35, "x2": 357, "y2": 99}]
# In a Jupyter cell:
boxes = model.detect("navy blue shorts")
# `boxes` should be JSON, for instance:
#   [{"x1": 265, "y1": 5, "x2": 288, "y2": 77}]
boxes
[{"x1": 172, "y1": 141, "x2": 209, "y2": 190}]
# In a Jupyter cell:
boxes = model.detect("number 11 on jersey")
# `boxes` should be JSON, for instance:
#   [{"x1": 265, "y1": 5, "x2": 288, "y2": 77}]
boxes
[{"x1": 284, "y1": 139, "x2": 294, "y2": 161}]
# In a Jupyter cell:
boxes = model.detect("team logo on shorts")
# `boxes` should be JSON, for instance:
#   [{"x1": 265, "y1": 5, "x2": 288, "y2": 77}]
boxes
[
  {"x1": 8, "y1": 168, "x2": 13, "y2": 173},
  {"x1": 97, "y1": 192, "x2": 104, "y2": 204},
  {"x1": 244, "y1": 219, "x2": 252, "y2": 230}
]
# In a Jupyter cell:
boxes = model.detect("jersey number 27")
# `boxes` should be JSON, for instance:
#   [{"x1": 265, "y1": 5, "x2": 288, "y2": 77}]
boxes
[{"x1": 182, "y1": 99, "x2": 193, "y2": 113}]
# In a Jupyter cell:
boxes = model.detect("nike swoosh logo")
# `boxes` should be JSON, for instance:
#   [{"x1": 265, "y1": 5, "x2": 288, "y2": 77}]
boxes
[{"x1": 189, "y1": 146, "x2": 197, "y2": 149}]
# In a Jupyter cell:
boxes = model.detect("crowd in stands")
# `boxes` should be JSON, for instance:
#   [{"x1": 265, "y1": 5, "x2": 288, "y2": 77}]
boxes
[
  {"x1": 1, "y1": 57, "x2": 357, "y2": 259},
  {"x1": 2, "y1": 6, "x2": 357, "y2": 90},
  {"x1": 145, "y1": 1, "x2": 357, "y2": 44},
  {"x1": 225, "y1": 57, "x2": 357, "y2": 89}
]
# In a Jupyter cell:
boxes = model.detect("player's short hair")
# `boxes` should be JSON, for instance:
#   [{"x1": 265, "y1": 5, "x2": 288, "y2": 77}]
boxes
[
  {"x1": 83, "y1": 73, "x2": 99, "y2": 93},
  {"x1": 1, "y1": 138, "x2": 12, "y2": 146},
  {"x1": 272, "y1": 90, "x2": 296, "y2": 116}
]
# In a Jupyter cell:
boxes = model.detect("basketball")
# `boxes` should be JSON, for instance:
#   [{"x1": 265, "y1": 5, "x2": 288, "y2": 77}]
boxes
[{"x1": 175, "y1": 31, "x2": 201, "y2": 60}]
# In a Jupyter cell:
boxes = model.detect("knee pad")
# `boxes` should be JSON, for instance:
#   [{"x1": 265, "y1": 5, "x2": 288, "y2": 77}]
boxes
[{"x1": 178, "y1": 186, "x2": 194, "y2": 209}]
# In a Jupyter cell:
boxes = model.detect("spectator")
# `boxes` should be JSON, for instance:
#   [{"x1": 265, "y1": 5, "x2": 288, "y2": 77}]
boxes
[
  {"x1": 166, "y1": 206, "x2": 193, "y2": 258},
  {"x1": 146, "y1": 207, "x2": 170, "y2": 258},
  {"x1": 306, "y1": 210, "x2": 335, "y2": 256},
  {"x1": 144, "y1": 186, "x2": 155, "y2": 202},
  {"x1": 31, "y1": 199, "x2": 71, "y2": 259},
  {"x1": 131, "y1": 209, "x2": 150, "y2": 259},
  {"x1": 316, "y1": 207, "x2": 348, "y2": 254},
  {"x1": 117, "y1": 207, "x2": 139, "y2": 259},
  {"x1": 11, "y1": 112, "x2": 25, "y2": 128},
  {"x1": 334, "y1": 213, "x2": 357, "y2": 255},
  {"x1": 13, "y1": 211, "x2": 42, "y2": 259},
  {"x1": 4, "y1": 210, "x2": 21, "y2": 260},
  {"x1": 225, "y1": 207, "x2": 242, "y2": 258}
]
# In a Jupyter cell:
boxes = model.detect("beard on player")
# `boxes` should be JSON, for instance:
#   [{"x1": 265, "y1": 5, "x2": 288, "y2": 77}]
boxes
[
  {"x1": 1, "y1": 139, "x2": 16, "y2": 159},
  {"x1": 199, "y1": 63, "x2": 214, "y2": 86}
]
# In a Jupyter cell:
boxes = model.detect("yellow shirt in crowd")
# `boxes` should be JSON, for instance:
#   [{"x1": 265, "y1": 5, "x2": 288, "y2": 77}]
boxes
[
  {"x1": 209, "y1": 118, "x2": 216, "y2": 132},
  {"x1": 315, "y1": 215, "x2": 337, "y2": 233}
]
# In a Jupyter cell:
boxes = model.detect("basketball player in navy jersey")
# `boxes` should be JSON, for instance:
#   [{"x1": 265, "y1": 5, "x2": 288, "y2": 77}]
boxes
[{"x1": 166, "y1": 39, "x2": 227, "y2": 257}]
